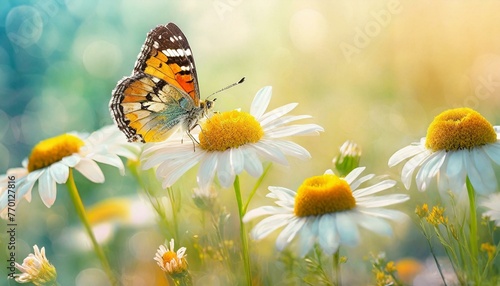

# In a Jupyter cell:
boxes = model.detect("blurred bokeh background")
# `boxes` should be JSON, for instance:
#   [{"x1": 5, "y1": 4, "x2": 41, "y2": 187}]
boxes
[{"x1": 2, "y1": 0, "x2": 500, "y2": 285}]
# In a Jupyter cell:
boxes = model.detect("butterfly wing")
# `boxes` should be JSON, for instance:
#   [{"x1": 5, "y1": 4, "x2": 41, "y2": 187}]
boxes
[
  {"x1": 111, "y1": 73, "x2": 193, "y2": 142},
  {"x1": 134, "y1": 23, "x2": 200, "y2": 106},
  {"x1": 110, "y1": 23, "x2": 200, "y2": 143}
]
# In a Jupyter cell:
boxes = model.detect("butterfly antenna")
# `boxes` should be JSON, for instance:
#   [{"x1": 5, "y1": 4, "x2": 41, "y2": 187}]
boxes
[{"x1": 207, "y1": 77, "x2": 245, "y2": 100}]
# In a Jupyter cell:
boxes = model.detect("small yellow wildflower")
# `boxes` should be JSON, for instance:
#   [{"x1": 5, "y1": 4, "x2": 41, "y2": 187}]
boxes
[
  {"x1": 415, "y1": 204, "x2": 429, "y2": 219},
  {"x1": 426, "y1": 205, "x2": 448, "y2": 226},
  {"x1": 481, "y1": 242, "x2": 496, "y2": 261}
]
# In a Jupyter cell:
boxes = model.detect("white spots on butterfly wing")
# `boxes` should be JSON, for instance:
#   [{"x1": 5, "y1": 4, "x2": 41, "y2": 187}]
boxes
[
  {"x1": 185, "y1": 49, "x2": 192, "y2": 56},
  {"x1": 121, "y1": 102, "x2": 142, "y2": 113},
  {"x1": 143, "y1": 102, "x2": 166, "y2": 112},
  {"x1": 180, "y1": 65, "x2": 190, "y2": 71},
  {"x1": 164, "y1": 49, "x2": 184, "y2": 57},
  {"x1": 153, "y1": 41, "x2": 160, "y2": 49},
  {"x1": 169, "y1": 49, "x2": 180, "y2": 57},
  {"x1": 169, "y1": 36, "x2": 175, "y2": 43},
  {"x1": 176, "y1": 49, "x2": 185, "y2": 56}
]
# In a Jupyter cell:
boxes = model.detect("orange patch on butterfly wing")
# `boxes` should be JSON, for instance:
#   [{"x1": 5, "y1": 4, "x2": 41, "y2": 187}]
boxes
[
  {"x1": 175, "y1": 74, "x2": 199, "y2": 106},
  {"x1": 122, "y1": 95, "x2": 146, "y2": 103},
  {"x1": 120, "y1": 80, "x2": 154, "y2": 103}
]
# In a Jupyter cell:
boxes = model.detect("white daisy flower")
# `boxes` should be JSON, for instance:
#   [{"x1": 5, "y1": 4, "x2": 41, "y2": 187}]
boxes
[
  {"x1": 59, "y1": 196, "x2": 156, "y2": 250},
  {"x1": 154, "y1": 239, "x2": 188, "y2": 276},
  {"x1": 13, "y1": 245, "x2": 57, "y2": 285},
  {"x1": 141, "y1": 86, "x2": 324, "y2": 189},
  {"x1": 0, "y1": 167, "x2": 26, "y2": 220},
  {"x1": 481, "y1": 193, "x2": 500, "y2": 226},
  {"x1": 0, "y1": 125, "x2": 141, "y2": 212},
  {"x1": 388, "y1": 108, "x2": 500, "y2": 195},
  {"x1": 243, "y1": 167, "x2": 409, "y2": 256}
]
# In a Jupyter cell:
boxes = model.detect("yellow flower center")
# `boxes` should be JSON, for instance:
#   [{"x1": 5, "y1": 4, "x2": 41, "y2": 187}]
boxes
[
  {"x1": 199, "y1": 110, "x2": 264, "y2": 151},
  {"x1": 87, "y1": 199, "x2": 130, "y2": 225},
  {"x1": 27, "y1": 134, "x2": 84, "y2": 172},
  {"x1": 162, "y1": 251, "x2": 177, "y2": 264},
  {"x1": 425, "y1": 108, "x2": 497, "y2": 152},
  {"x1": 294, "y1": 174, "x2": 356, "y2": 217}
]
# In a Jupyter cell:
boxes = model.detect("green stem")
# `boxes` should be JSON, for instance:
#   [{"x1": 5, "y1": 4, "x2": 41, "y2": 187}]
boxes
[
  {"x1": 66, "y1": 169, "x2": 116, "y2": 286},
  {"x1": 333, "y1": 250, "x2": 341, "y2": 286},
  {"x1": 466, "y1": 177, "x2": 479, "y2": 285},
  {"x1": 234, "y1": 175, "x2": 252, "y2": 285},
  {"x1": 172, "y1": 273, "x2": 193, "y2": 286},
  {"x1": 425, "y1": 227, "x2": 448, "y2": 286},
  {"x1": 243, "y1": 163, "x2": 272, "y2": 214},
  {"x1": 167, "y1": 186, "x2": 180, "y2": 242}
]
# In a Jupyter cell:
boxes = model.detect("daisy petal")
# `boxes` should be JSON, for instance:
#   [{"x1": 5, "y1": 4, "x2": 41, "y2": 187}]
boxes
[
  {"x1": 90, "y1": 154, "x2": 125, "y2": 175},
  {"x1": 217, "y1": 150, "x2": 236, "y2": 188},
  {"x1": 242, "y1": 149, "x2": 263, "y2": 177},
  {"x1": 483, "y1": 142, "x2": 500, "y2": 165},
  {"x1": 250, "y1": 86, "x2": 272, "y2": 120},
  {"x1": 298, "y1": 218, "x2": 317, "y2": 257},
  {"x1": 356, "y1": 213, "x2": 393, "y2": 236},
  {"x1": 275, "y1": 217, "x2": 306, "y2": 251},
  {"x1": 243, "y1": 206, "x2": 290, "y2": 221},
  {"x1": 74, "y1": 158, "x2": 105, "y2": 183},
  {"x1": 230, "y1": 147, "x2": 245, "y2": 175},
  {"x1": 251, "y1": 214, "x2": 292, "y2": 240},
  {"x1": 388, "y1": 143, "x2": 425, "y2": 167},
  {"x1": 198, "y1": 152, "x2": 218, "y2": 187},
  {"x1": 39, "y1": 171, "x2": 57, "y2": 208},
  {"x1": 259, "y1": 103, "x2": 298, "y2": 127},
  {"x1": 318, "y1": 214, "x2": 340, "y2": 255},
  {"x1": 48, "y1": 162, "x2": 69, "y2": 184},
  {"x1": 335, "y1": 212, "x2": 360, "y2": 246}
]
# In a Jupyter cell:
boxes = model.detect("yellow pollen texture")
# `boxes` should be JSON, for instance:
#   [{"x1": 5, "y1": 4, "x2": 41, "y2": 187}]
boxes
[
  {"x1": 199, "y1": 110, "x2": 264, "y2": 151},
  {"x1": 28, "y1": 134, "x2": 84, "y2": 172},
  {"x1": 425, "y1": 108, "x2": 497, "y2": 152},
  {"x1": 162, "y1": 251, "x2": 177, "y2": 264},
  {"x1": 294, "y1": 174, "x2": 356, "y2": 217}
]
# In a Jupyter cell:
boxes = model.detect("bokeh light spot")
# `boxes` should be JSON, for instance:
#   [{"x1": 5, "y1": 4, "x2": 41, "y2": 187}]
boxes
[
  {"x1": 82, "y1": 40, "x2": 122, "y2": 78},
  {"x1": 289, "y1": 9, "x2": 327, "y2": 53},
  {"x1": 6, "y1": 6, "x2": 44, "y2": 49}
]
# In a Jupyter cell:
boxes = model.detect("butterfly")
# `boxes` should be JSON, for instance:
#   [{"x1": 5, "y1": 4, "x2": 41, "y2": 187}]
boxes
[{"x1": 110, "y1": 23, "x2": 213, "y2": 143}]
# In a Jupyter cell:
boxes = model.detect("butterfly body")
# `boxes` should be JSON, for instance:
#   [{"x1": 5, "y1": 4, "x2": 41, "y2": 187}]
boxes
[{"x1": 110, "y1": 23, "x2": 212, "y2": 143}]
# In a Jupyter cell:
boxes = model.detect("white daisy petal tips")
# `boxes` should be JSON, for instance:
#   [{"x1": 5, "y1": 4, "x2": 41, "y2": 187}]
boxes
[
  {"x1": 154, "y1": 239, "x2": 188, "y2": 277},
  {"x1": 13, "y1": 245, "x2": 57, "y2": 284},
  {"x1": 243, "y1": 167, "x2": 409, "y2": 256},
  {"x1": 0, "y1": 125, "x2": 140, "y2": 214},
  {"x1": 388, "y1": 108, "x2": 500, "y2": 195},
  {"x1": 141, "y1": 86, "x2": 324, "y2": 189}
]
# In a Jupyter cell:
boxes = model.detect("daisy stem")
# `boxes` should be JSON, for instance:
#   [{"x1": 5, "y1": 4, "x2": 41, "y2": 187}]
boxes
[
  {"x1": 333, "y1": 249, "x2": 342, "y2": 286},
  {"x1": 234, "y1": 175, "x2": 252, "y2": 286},
  {"x1": 466, "y1": 176, "x2": 479, "y2": 284},
  {"x1": 423, "y1": 224, "x2": 448, "y2": 286},
  {"x1": 243, "y1": 163, "x2": 272, "y2": 214},
  {"x1": 66, "y1": 169, "x2": 116, "y2": 286},
  {"x1": 167, "y1": 186, "x2": 180, "y2": 242}
]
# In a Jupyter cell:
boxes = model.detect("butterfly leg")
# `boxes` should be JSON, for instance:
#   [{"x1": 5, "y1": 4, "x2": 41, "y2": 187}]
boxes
[{"x1": 183, "y1": 130, "x2": 199, "y2": 152}]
